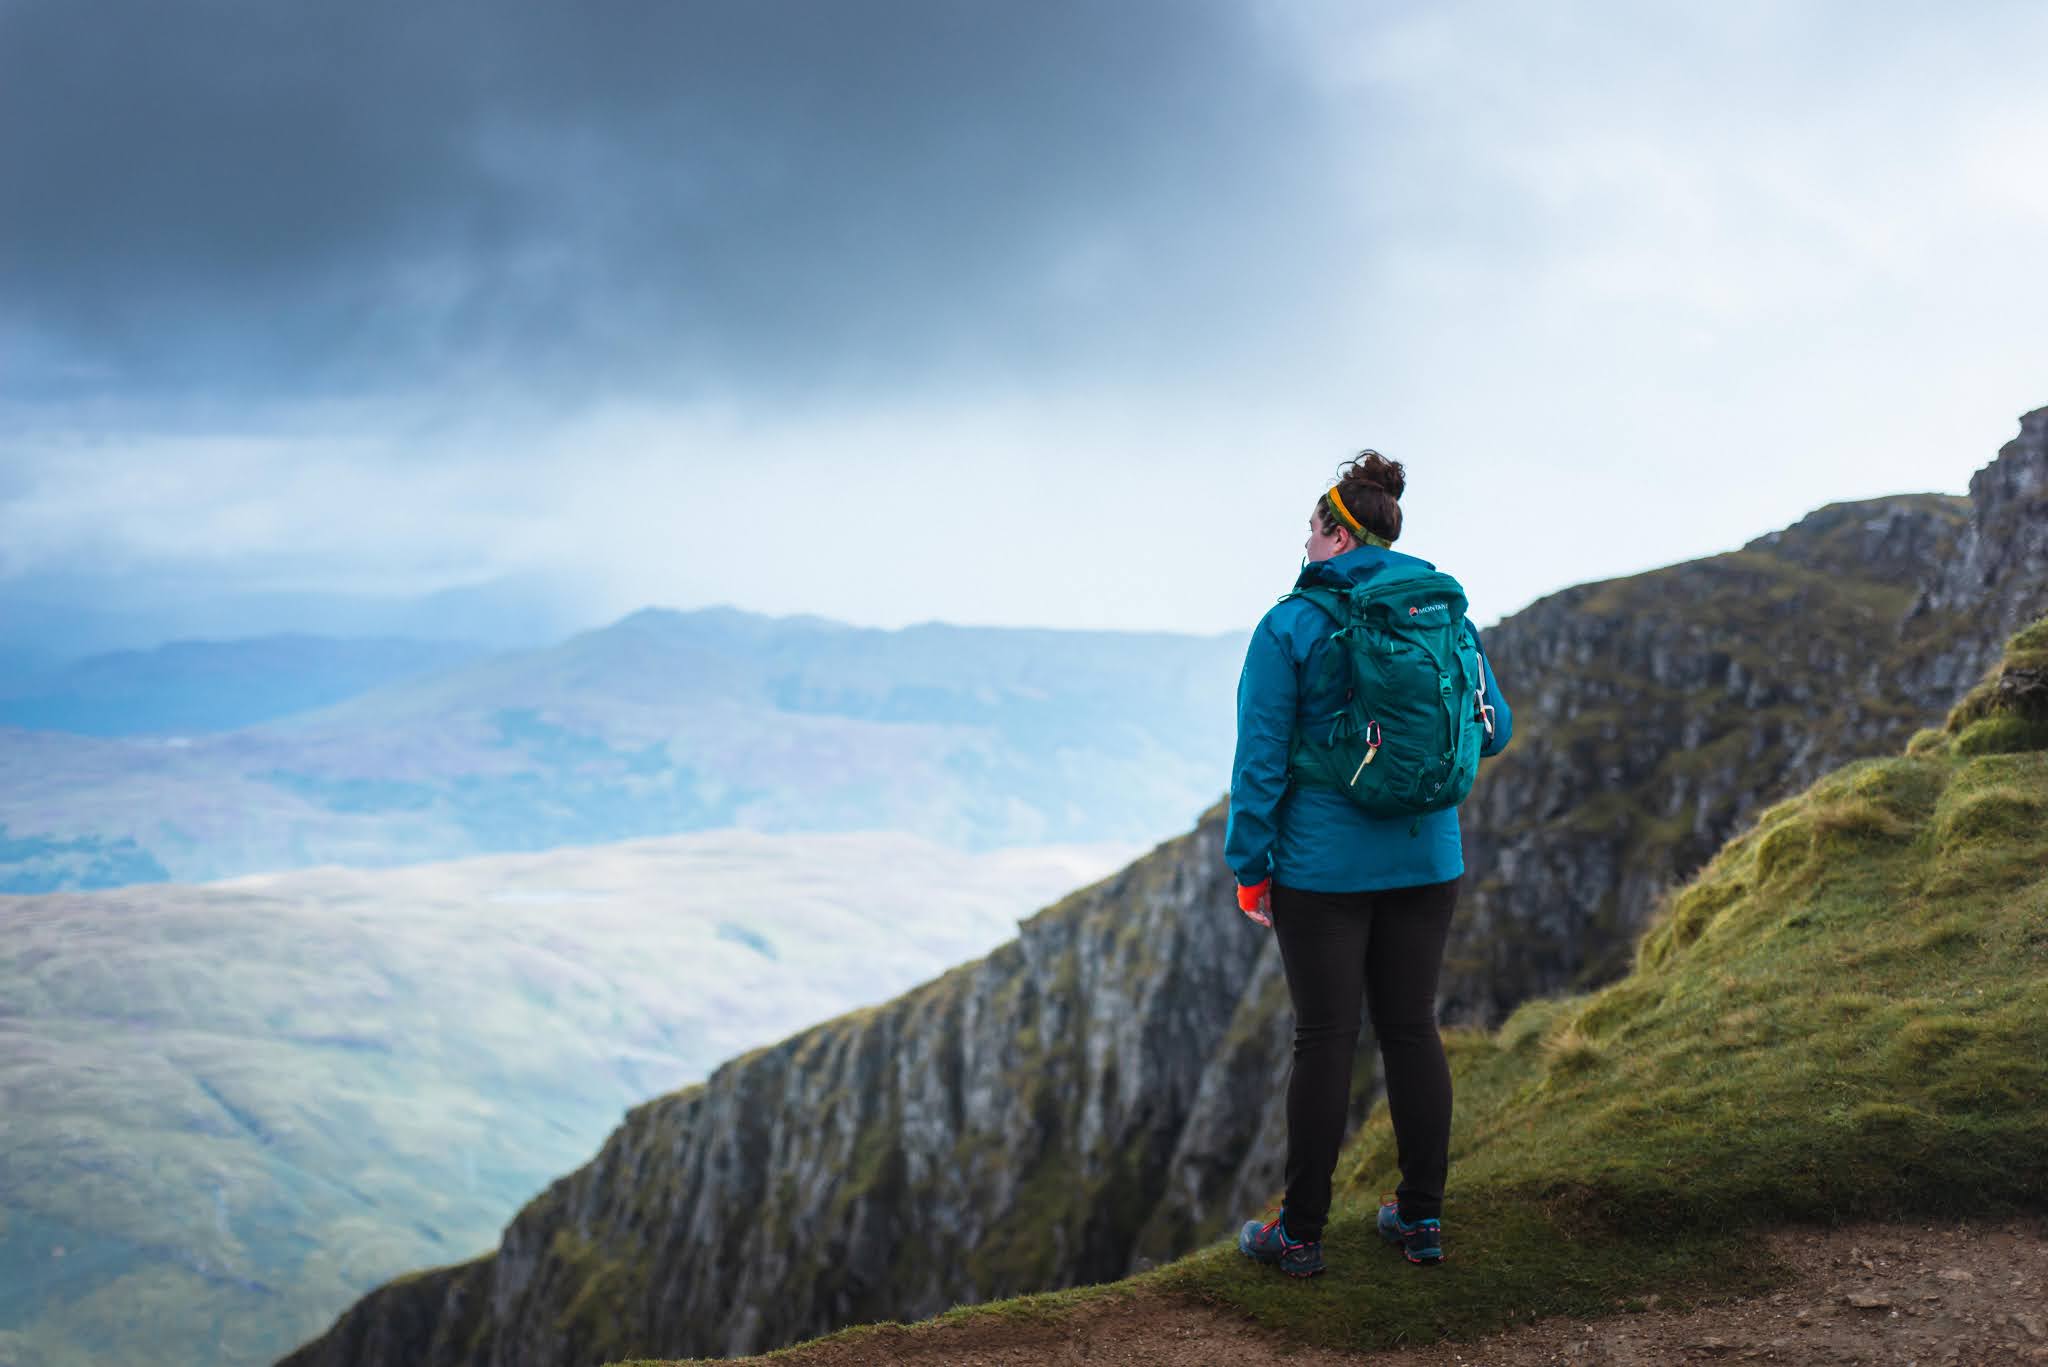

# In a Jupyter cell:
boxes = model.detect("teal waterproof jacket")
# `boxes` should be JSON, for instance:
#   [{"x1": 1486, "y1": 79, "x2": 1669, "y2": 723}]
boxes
[{"x1": 1225, "y1": 545, "x2": 1514, "y2": 893}]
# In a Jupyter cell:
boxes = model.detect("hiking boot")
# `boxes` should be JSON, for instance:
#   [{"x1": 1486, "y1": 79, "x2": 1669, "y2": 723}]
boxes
[
  {"x1": 1238, "y1": 1211, "x2": 1325, "y2": 1277},
  {"x1": 1377, "y1": 1195, "x2": 1444, "y2": 1264}
]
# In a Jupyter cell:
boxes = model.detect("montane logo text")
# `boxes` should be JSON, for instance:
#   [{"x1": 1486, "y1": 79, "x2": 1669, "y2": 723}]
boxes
[{"x1": 1410, "y1": 602, "x2": 1450, "y2": 617}]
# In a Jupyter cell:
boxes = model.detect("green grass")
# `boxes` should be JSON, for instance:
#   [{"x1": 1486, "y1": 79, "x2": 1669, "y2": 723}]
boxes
[{"x1": 641, "y1": 617, "x2": 2048, "y2": 1363}]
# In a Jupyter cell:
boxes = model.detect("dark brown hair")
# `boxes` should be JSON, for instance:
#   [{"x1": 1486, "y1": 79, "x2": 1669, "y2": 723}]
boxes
[{"x1": 1316, "y1": 449, "x2": 1405, "y2": 544}]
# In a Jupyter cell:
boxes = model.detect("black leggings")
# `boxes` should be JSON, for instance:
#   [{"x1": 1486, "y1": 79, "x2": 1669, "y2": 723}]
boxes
[{"x1": 1269, "y1": 877, "x2": 1459, "y2": 1241}]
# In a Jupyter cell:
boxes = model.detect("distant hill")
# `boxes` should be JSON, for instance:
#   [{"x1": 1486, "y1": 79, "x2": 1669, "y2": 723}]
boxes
[
  {"x1": 0, "y1": 568, "x2": 595, "y2": 662},
  {"x1": 0, "y1": 829, "x2": 1132, "y2": 1367},
  {"x1": 0, "y1": 609, "x2": 1245, "y2": 890},
  {"x1": 0, "y1": 634, "x2": 487, "y2": 736},
  {"x1": 14, "y1": 405, "x2": 2039, "y2": 910}
]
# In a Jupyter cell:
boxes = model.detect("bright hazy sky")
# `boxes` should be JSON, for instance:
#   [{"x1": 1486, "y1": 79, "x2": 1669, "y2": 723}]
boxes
[{"x1": 4, "y1": 0, "x2": 2046, "y2": 639}]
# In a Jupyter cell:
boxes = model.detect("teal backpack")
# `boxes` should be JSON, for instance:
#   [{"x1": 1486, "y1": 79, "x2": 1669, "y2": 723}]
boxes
[{"x1": 1285, "y1": 566, "x2": 1497, "y2": 822}]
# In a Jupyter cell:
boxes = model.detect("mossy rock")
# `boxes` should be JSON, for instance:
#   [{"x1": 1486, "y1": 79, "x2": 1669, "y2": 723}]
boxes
[
  {"x1": 2009, "y1": 616, "x2": 2048, "y2": 655},
  {"x1": 1953, "y1": 714, "x2": 2048, "y2": 756},
  {"x1": 1944, "y1": 613, "x2": 2048, "y2": 733}
]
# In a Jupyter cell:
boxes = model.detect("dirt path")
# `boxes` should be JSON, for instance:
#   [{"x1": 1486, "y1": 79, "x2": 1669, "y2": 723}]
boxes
[{"x1": 748, "y1": 1220, "x2": 2048, "y2": 1365}]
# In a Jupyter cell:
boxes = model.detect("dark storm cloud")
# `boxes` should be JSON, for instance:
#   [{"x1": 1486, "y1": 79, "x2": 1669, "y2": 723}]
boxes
[{"x1": 0, "y1": 0, "x2": 1345, "y2": 407}]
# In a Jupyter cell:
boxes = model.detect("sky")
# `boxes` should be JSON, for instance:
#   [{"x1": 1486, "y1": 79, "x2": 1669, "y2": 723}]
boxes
[{"x1": 4, "y1": 0, "x2": 2047, "y2": 646}]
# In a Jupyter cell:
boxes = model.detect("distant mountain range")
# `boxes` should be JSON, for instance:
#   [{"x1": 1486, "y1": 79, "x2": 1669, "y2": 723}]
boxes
[
  {"x1": 0, "y1": 608, "x2": 1245, "y2": 891},
  {"x1": 0, "y1": 568, "x2": 597, "y2": 662},
  {"x1": 9, "y1": 406, "x2": 2042, "y2": 911},
  {"x1": 0, "y1": 634, "x2": 488, "y2": 736}
]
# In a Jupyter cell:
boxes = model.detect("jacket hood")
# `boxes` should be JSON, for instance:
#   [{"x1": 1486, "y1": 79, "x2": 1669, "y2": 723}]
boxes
[{"x1": 1293, "y1": 544, "x2": 1437, "y2": 593}]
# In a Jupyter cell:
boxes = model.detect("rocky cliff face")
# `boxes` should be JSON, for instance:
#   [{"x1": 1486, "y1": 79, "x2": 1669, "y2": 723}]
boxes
[
  {"x1": 1448, "y1": 494, "x2": 1965, "y2": 1019},
  {"x1": 282, "y1": 809, "x2": 1311, "y2": 1365},
  {"x1": 1451, "y1": 405, "x2": 2047, "y2": 1021},
  {"x1": 282, "y1": 407, "x2": 2048, "y2": 1367},
  {"x1": 1898, "y1": 406, "x2": 2048, "y2": 704}
]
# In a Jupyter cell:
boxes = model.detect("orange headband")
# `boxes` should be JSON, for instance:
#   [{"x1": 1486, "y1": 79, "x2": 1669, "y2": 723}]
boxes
[{"x1": 1324, "y1": 486, "x2": 1366, "y2": 538}]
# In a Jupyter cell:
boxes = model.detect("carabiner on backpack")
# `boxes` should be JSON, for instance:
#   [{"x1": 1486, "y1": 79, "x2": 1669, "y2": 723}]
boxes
[{"x1": 1349, "y1": 720, "x2": 1384, "y2": 786}]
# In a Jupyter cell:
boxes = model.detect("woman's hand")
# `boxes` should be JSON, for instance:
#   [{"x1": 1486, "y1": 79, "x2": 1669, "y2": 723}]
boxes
[{"x1": 1236, "y1": 878, "x2": 1273, "y2": 928}]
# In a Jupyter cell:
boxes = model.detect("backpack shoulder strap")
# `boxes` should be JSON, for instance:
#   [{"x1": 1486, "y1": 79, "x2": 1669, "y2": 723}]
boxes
[
  {"x1": 1280, "y1": 585, "x2": 1358, "y2": 697},
  {"x1": 1281, "y1": 584, "x2": 1349, "y2": 628}
]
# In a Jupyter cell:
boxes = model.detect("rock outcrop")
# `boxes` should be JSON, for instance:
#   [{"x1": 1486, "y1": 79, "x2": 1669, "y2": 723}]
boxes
[
  {"x1": 1898, "y1": 405, "x2": 2048, "y2": 704},
  {"x1": 1450, "y1": 406, "x2": 2046, "y2": 1021},
  {"x1": 281, "y1": 407, "x2": 2048, "y2": 1367},
  {"x1": 1448, "y1": 494, "x2": 1965, "y2": 1018}
]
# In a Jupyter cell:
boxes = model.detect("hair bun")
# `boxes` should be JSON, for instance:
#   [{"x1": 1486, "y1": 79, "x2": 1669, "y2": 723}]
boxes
[
  {"x1": 1320, "y1": 449, "x2": 1407, "y2": 544},
  {"x1": 1345, "y1": 450, "x2": 1406, "y2": 502}
]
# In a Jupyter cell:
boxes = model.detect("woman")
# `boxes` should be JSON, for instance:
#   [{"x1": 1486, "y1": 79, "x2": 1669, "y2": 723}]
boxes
[{"x1": 1229, "y1": 450, "x2": 1513, "y2": 1278}]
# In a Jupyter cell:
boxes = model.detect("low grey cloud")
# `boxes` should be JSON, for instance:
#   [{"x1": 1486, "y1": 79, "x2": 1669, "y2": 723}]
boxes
[
  {"x1": 2, "y1": 0, "x2": 1346, "y2": 409},
  {"x1": 5, "y1": 1, "x2": 2048, "y2": 649}
]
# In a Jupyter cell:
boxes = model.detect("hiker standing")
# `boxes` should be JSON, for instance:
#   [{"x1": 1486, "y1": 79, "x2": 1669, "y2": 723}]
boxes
[{"x1": 1229, "y1": 451, "x2": 1514, "y2": 1277}]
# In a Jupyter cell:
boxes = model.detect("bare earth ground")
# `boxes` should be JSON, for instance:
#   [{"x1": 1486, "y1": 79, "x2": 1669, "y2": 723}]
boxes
[{"x1": 749, "y1": 1220, "x2": 2048, "y2": 1366}]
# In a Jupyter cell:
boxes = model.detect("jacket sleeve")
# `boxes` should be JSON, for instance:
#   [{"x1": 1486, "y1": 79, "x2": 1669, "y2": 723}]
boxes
[
  {"x1": 1472, "y1": 625, "x2": 1514, "y2": 758},
  {"x1": 1225, "y1": 611, "x2": 1299, "y2": 885}
]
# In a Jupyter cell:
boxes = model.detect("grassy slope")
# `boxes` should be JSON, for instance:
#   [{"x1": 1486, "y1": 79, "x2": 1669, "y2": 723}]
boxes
[
  {"x1": 1455, "y1": 496, "x2": 1973, "y2": 1005},
  {"x1": 638, "y1": 618, "x2": 2048, "y2": 1363}
]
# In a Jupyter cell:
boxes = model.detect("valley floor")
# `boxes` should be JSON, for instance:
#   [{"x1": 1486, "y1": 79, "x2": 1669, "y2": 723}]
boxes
[{"x1": 655, "y1": 1219, "x2": 2048, "y2": 1366}]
